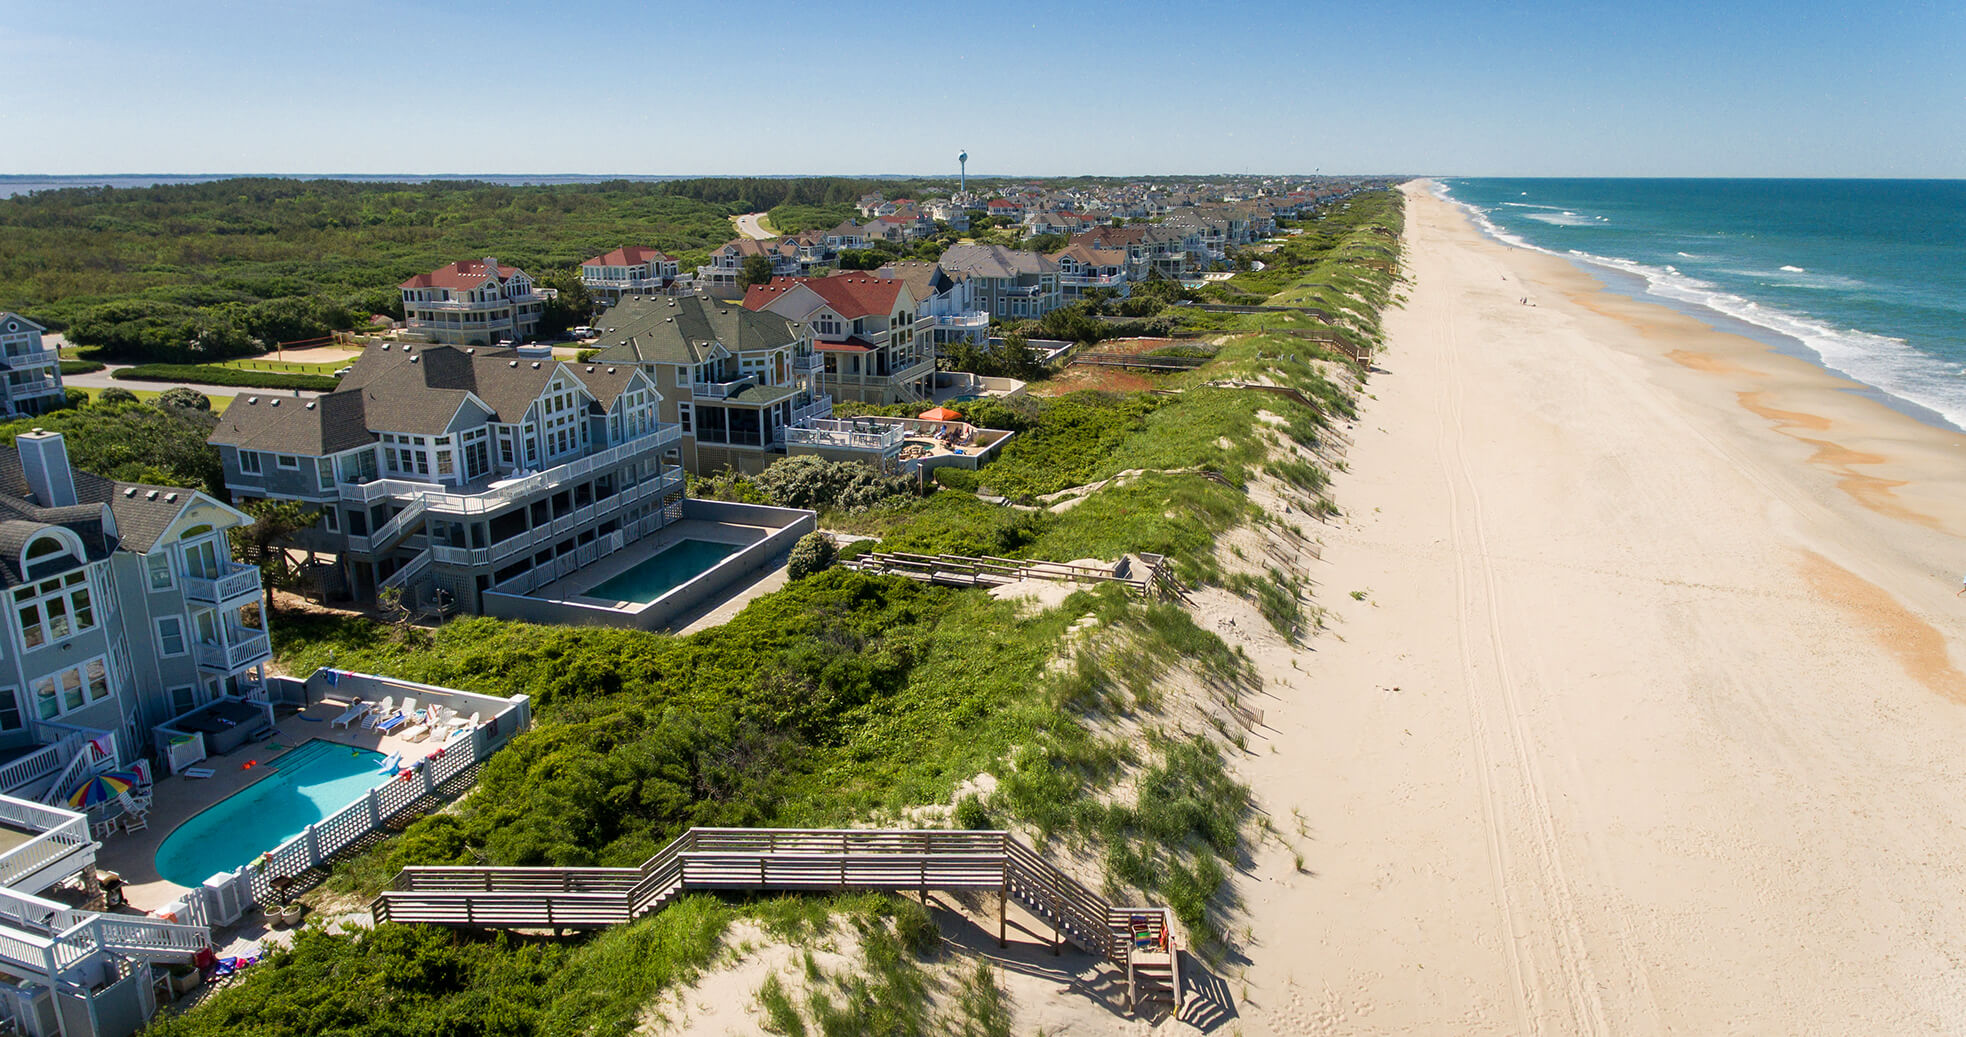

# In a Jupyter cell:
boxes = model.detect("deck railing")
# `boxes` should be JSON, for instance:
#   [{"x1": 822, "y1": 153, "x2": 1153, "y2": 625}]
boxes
[{"x1": 374, "y1": 826, "x2": 1181, "y2": 1011}]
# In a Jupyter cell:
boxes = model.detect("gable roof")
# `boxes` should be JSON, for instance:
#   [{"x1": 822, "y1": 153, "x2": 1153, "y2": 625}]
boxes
[
  {"x1": 400, "y1": 257, "x2": 528, "y2": 291},
  {"x1": 583, "y1": 246, "x2": 673, "y2": 267},
  {"x1": 0, "y1": 313, "x2": 46, "y2": 335},
  {"x1": 936, "y1": 244, "x2": 1056, "y2": 280},
  {"x1": 743, "y1": 275, "x2": 907, "y2": 320},
  {"x1": 590, "y1": 294, "x2": 803, "y2": 367}
]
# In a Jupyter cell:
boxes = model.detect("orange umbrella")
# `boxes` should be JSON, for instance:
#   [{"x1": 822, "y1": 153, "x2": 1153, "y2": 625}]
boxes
[{"x1": 918, "y1": 406, "x2": 962, "y2": 421}]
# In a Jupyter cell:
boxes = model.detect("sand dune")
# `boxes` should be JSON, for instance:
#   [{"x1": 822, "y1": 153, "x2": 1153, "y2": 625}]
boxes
[{"x1": 1227, "y1": 182, "x2": 1966, "y2": 1034}]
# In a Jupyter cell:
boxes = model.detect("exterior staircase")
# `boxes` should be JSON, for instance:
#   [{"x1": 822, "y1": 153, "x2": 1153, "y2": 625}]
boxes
[{"x1": 373, "y1": 827, "x2": 1182, "y2": 1012}]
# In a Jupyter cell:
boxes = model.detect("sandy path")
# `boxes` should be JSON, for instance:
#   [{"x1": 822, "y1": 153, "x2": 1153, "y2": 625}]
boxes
[{"x1": 1228, "y1": 183, "x2": 1966, "y2": 1034}]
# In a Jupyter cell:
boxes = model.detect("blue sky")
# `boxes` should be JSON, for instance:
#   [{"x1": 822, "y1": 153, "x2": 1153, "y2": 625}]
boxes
[{"x1": 1, "y1": 0, "x2": 1960, "y2": 177}]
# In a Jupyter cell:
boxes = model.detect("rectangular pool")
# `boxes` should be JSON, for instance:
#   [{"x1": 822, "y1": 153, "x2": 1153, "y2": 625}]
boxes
[
  {"x1": 153, "y1": 739, "x2": 391, "y2": 887},
  {"x1": 583, "y1": 539, "x2": 739, "y2": 604}
]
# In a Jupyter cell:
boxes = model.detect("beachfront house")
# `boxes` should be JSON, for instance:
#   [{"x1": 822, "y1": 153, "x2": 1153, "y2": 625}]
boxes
[
  {"x1": 208, "y1": 342, "x2": 683, "y2": 612},
  {"x1": 877, "y1": 262, "x2": 989, "y2": 348},
  {"x1": 0, "y1": 314, "x2": 65, "y2": 419},
  {"x1": 588, "y1": 294, "x2": 830, "y2": 475},
  {"x1": 0, "y1": 430, "x2": 269, "y2": 794},
  {"x1": 399, "y1": 257, "x2": 548, "y2": 346},
  {"x1": 743, "y1": 275, "x2": 936, "y2": 404},
  {"x1": 581, "y1": 247, "x2": 680, "y2": 304}
]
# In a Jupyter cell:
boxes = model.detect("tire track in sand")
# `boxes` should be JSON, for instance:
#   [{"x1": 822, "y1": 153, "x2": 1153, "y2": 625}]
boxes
[{"x1": 1432, "y1": 255, "x2": 1617, "y2": 1036}]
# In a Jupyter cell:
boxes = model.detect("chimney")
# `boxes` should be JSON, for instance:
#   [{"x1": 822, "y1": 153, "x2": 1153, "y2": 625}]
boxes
[{"x1": 17, "y1": 429, "x2": 77, "y2": 507}]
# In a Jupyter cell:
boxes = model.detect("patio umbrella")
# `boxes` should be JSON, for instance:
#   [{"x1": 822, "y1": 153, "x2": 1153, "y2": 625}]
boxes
[
  {"x1": 65, "y1": 771, "x2": 139, "y2": 809},
  {"x1": 918, "y1": 406, "x2": 962, "y2": 422}
]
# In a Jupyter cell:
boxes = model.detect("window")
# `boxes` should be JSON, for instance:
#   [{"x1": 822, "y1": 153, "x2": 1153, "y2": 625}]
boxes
[
  {"x1": 316, "y1": 458, "x2": 334, "y2": 490},
  {"x1": 323, "y1": 508, "x2": 339, "y2": 532},
  {"x1": 15, "y1": 572, "x2": 94, "y2": 650},
  {"x1": 145, "y1": 550, "x2": 174, "y2": 594},
  {"x1": 156, "y1": 615, "x2": 186, "y2": 656},
  {"x1": 0, "y1": 690, "x2": 19, "y2": 733},
  {"x1": 28, "y1": 656, "x2": 114, "y2": 721},
  {"x1": 276, "y1": 455, "x2": 300, "y2": 470},
  {"x1": 678, "y1": 403, "x2": 692, "y2": 434},
  {"x1": 168, "y1": 686, "x2": 196, "y2": 716},
  {"x1": 238, "y1": 451, "x2": 262, "y2": 475},
  {"x1": 85, "y1": 659, "x2": 108, "y2": 701}
]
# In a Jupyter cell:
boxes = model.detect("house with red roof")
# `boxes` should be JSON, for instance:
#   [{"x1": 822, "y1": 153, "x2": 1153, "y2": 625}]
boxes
[
  {"x1": 743, "y1": 275, "x2": 935, "y2": 404},
  {"x1": 580, "y1": 246, "x2": 679, "y2": 304},
  {"x1": 399, "y1": 257, "x2": 547, "y2": 346}
]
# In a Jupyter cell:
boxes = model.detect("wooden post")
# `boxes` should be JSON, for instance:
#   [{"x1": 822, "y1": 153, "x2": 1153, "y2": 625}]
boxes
[
  {"x1": 1051, "y1": 875, "x2": 1061, "y2": 956},
  {"x1": 998, "y1": 872, "x2": 1007, "y2": 948}
]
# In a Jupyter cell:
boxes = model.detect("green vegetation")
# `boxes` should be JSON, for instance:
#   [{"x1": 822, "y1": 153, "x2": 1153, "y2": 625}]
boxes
[
  {"x1": 0, "y1": 397, "x2": 221, "y2": 491},
  {"x1": 0, "y1": 177, "x2": 948, "y2": 364},
  {"x1": 111, "y1": 363, "x2": 338, "y2": 392},
  {"x1": 766, "y1": 202, "x2": 857, "y2": 234},
  {"x1": 786, "y1": 531, "x2": 838, "y2": 580},
  {"x1": 158, "y1": 187, "x2": 1403, "y2": 1035},
  {"x1": 57, "y1": 359, "x2": 104, "y2": 375}
]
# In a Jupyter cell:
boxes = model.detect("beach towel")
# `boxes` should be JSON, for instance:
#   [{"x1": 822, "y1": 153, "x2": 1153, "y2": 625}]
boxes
[{"x1": 324, "y1": 669, "x2": 340, "y2": 686}]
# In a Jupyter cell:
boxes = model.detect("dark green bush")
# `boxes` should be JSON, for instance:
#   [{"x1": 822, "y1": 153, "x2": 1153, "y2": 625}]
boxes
[
  {"x1": 786, "y1": 532, "x2": 837, "y2": 580},
  {"x1": 112, "y1": 364, "x2": 337, "y2": 391}
]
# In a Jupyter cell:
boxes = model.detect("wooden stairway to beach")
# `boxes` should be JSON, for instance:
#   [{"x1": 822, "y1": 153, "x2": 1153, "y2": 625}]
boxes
[{"x1": 371, "y1": 827, "x2": 1183, "y2": 1013}]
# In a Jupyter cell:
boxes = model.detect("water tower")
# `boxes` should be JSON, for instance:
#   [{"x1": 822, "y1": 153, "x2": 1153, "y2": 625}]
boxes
[{"x1": 958, "y1": 150, "x2": 968, "y2": 197}]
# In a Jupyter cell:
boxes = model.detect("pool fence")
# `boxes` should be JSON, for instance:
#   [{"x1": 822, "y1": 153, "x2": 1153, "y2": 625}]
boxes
[{"x1": 176, "y1": 670, "x2": 529, "y2": 926}]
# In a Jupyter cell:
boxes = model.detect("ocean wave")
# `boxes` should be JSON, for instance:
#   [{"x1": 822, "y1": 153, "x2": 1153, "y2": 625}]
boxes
[
  {"x1": 1728, "y1": 268, "x2": 1869, "y2": 291},
  {"x1": 1564, "y1": 250, "x2": 1966, "y2": 428},
  {"x1": 1503, "y1": 202, "x2": 1568, "y2": 210},
  {"x1": 1433, "y1": 183, "x2": 1562, "y2": 256},
  {"x1": 1521, "y1": 211, "x2": 1597, "y2": 227}
]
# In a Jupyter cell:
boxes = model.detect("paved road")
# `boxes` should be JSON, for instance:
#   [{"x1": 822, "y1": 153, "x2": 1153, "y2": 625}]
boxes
[{"x1": 734, "y1": 212, "x2": 776, "y2": 240}]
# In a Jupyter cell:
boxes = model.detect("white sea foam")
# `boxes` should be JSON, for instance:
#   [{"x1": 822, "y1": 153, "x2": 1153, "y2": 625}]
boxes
[
  {"x1": 1522, "y1": 211, "x2": 1598, "y2": 227},
  {"x1": 1563, "y1": 250, "x2": 1966, "y2": 427},
  {"x1": 1503, "y1": 202, "x2": 1568, "y2": 210},
  {"x1": 1730, "y1": 268, "x2": 1868, "y2": 291},
  {"x1": 1780, "y1": 265, "x2": 1806, "y2": 273}
]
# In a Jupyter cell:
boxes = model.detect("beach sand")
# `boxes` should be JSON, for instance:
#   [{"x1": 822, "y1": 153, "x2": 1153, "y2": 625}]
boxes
[{"x1": 1223, "y1": 181, "x2": 1966, "y2": 1034}]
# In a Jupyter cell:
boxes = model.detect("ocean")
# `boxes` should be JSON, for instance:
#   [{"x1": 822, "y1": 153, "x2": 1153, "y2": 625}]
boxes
[{"x1": 1436, "y1": 178, "x2": 1966, "y2": 432}]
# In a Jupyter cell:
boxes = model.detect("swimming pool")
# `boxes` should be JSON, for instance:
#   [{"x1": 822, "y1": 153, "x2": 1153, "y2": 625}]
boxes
[
  {"x1": 583, "y1": 539, "x2": 739, "y2": 604},
  {"x1": 154, "y1": 739, "x2": 391, "y2": 886}
]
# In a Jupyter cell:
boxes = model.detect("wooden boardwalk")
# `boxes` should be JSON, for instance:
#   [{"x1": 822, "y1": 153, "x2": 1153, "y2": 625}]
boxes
[
  {"x1": 373, "y1": 827, "x2": 1183, "y2": 1012},
  {"x1": 845, "y1": 550, "x2": 1185, "y2": 602}
]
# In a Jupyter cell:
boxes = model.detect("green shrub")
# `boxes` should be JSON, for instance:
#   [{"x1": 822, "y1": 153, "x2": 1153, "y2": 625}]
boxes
[
  {"x1": 112, "y1": 363, "x2": 337, "y2": 391},
  {"x1": 95, "y1": 386, "x2": 138, "y2": 405},
  {"x1": 953, "y1": 794, "x2": 993, "y2": 830},
  {"x1": 786, "y1": 532, "x2": 837, "y2": 580},
  {"x1": 154, "y1": 386, "x2": 213, "y2": 413},
  {"x1": 58, "y1": 360, "x2": 105, "y2": 375},
  {"x1": 755, "y1": 455, "x2": 915, "y2": 512}
]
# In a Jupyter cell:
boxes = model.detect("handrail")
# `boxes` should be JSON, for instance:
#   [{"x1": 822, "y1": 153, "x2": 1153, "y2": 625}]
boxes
[{"x1": 374, "y1": 826, "x2": 1182, "y2": 1009}]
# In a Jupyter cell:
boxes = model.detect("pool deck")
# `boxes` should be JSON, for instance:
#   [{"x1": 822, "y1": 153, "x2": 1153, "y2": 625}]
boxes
[
  {"x1": 99, "y1": 695, "x2": 444, "y2": 913},
  {"x1": 533, "y1": 518, "x2": 771, "y2": 605}
]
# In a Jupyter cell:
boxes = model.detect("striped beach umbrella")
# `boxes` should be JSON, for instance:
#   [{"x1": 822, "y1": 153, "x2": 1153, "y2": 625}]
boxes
[{"x1": 65, "y1": 771, "x2": 138, "y2": 809}]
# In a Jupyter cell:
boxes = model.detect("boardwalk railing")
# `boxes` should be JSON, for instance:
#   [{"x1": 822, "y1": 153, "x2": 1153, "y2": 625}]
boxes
[
  {"x1": 845, "y1": 551, "x2": 1183, "y2": 603},
  {"x1": 375, "y1": 827, "x2": 1182, "y2": 1011}
]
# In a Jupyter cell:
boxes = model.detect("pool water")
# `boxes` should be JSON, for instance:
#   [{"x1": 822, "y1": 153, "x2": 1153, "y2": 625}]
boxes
[
  {"x1": 154, "y1": 739, "x2": 390, "y2": 886},
  {"x1": 584, "y1": 539, "x2": 738, "y2": 604}
]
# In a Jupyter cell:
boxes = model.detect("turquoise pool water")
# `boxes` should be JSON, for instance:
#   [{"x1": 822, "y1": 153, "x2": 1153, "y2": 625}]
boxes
[
  {"x1": 154, "y1": 739, "x2": 390, "y2": 886},
  {"x1": 584, "y1": 539, "x2": 738, "y2": 604}
]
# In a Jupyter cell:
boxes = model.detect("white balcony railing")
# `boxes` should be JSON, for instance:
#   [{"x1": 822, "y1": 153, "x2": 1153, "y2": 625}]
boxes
[
  {"x1": 931, "y1": 313, "x2": 990, "y2": 328},
  {"x1": 337, "y1": 426, "x2": 680, "y2": 514},
  {"x1": 783, "y1": 419, "x2": 906, "y2": 453},
  {"x1": 690, "y1": 377, "x2": 755, "y2": 400},
  {"x1": 582, "y1": 274, "x2": 673, "y2": 290},
  {"x1": 791, "y1": 395, "x2": 834, "y2": 426},
  {"x1": 403, "y1": 295, "x2": 538, "y2": 312},
  {"x1": 0, "y1": 349, "x2": 59, "y2": 369},
  {"x1": 181, "y1": 563, "x2": 262, "y2": 604},
  {"x1": 194, "y1": 632, "x2": 271, "y2": 672},
  {"x1": 793, "y1": 353, "x2": 825, "y2": 372}
]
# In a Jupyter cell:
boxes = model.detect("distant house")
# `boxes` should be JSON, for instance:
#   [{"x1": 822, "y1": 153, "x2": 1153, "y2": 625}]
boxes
[
  {"x1": 935, "y1": 244, "x2": 1061, "y2": 320},
  {"x1": 1022, "y1": 210, "x2": 1088, "y2": 237},
  {"x1": 744, "y1": 275, "x2": 935, "y2": 404},
  {"x1": 581, "y1": 246, "x2": 679, "y2": 304},
  {"x1": 1070, "y1": 226, "x2": 1190, "y2": 280},
  {"x1": 881, "y1": 261, "x2": 987, "y2": 347},
  {"x1": 696, "y1": 239, "x2": 801, "y2": 296},
  {"x1": 399, "y1": 257, "x2": 548, "y2": 346},
  {"x1": 590, "y1": 295, "x2": 828, "y2": 475},
  {"x1": 983, "y1": 198, "x2": 1024, "y2": 221},
  {"x1": 1048, "y1": 243, "x2": 1132, "y2": 301},
  {"x1": 0, "y1": 313, "x2": 64, "y2": 417}
]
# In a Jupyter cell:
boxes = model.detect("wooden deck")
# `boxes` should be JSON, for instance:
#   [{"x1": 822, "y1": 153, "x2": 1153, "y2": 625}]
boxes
[
  {"x1": 843, "y1": 550, "x2": 1185, "y2": 603},
  {"x1": 373, "y1": 826, "x2": 1183, "y2": 1012}
]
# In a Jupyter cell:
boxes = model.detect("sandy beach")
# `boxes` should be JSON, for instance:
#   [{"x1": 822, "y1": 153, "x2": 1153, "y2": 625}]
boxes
[{"x1": 1225, "y1": 181, "x2": 1966, "y2": 1034}]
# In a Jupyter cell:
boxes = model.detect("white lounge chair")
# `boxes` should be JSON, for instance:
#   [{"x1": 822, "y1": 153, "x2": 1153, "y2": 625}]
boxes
[
  {"x1": 330, "y1": 699, "x2": 369, "y2": 729},
  {"x1": 182, "y1": 767, "x2": 216, "y2": 779},
  {"x1": 363, "y1": 697, "x2": 396, "y2": 729},
  {"x1": 445, "y1": 712, "x2": 481, "y2": 742}
]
